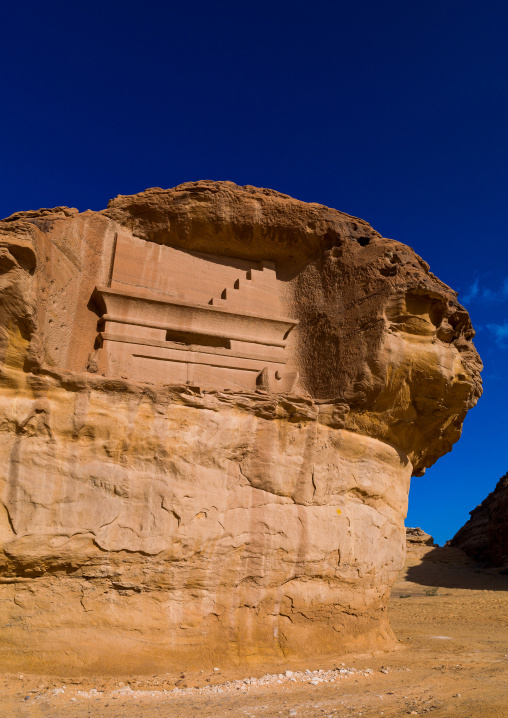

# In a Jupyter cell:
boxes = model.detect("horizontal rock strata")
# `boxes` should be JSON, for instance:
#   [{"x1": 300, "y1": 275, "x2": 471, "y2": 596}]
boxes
[
  {"x1": 450, "y1": 472, "x2": 508, "y2": 567},
  {"x1": 406, "y1": 527, "x2": 437, "y2": 546}
]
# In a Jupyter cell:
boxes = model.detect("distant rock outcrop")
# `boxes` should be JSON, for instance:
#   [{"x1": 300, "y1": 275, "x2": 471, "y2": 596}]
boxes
[
  {"x1": 406, "y1": 527, "x2": 437, "y2": 546},
  {"x1": 0, "y1": 181, "x2": 482, "y2": 673},
  {"x1": 405, "y1": 527, "x2": 437, "y2": 558},
  {"x1": 450, "y1": 472, "x2": 508, "y2": 566}
]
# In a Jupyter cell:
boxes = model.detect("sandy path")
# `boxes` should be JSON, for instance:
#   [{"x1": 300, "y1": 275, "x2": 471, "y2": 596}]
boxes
[{"x1": 2, "y1": 545, "x2": 507, "y2": 717}]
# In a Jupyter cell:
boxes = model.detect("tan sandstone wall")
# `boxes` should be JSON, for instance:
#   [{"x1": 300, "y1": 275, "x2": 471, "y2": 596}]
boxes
[
  {"x1": 0, "y1": 370, "x2": 408, "y2": 673},
  {"x1": 0, "y1": 181, "x2": 482, "y2": 673}
]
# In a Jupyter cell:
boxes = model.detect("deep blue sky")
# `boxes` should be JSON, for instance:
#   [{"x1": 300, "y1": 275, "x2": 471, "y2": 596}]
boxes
[{"x1": 2, "y1": 1, "x2": 507, "y2": 544}]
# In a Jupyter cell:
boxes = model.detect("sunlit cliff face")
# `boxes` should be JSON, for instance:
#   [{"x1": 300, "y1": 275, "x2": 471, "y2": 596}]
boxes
[
  {"x1": 0, "y1": 183, "x2": 483, "y2": 673},
  {"x1": 361, "y1": 289, "x2": 482, "y2": 475},
  {"x1": 0, "y1": 237, "x2": 36, "y2": 370},
  {"x1": 285, "y1": 238, "x2": 482, "y2": 480}
]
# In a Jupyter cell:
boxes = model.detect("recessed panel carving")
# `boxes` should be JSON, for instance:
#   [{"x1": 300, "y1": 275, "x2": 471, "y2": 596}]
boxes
[{"x1": 93, "y1": 234, "x2": 298, "y2": 391}]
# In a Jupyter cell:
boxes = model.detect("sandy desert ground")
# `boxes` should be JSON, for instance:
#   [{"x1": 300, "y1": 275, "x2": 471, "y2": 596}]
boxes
[{"x1": 2, "y1": 543, "x2": 507, "y2": 718}]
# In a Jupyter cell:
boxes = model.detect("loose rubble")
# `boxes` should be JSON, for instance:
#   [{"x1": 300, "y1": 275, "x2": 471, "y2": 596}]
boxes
[
  {"x1": 24, "y1": 666, "x2": 382, "y2": 703},
  {"x1": 116, "y1": 666, "x2": 375, "y2": 699}
]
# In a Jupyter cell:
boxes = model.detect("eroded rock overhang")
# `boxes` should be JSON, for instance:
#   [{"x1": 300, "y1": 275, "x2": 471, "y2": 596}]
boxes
[{"x1": 0, "y1": 181, "x2": 482, "y2": 671}]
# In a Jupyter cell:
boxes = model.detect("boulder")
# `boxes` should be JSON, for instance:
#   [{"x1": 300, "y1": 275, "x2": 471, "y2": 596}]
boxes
[{"x1": 0, "y1": 181, "x2": 482, "y2": 672}]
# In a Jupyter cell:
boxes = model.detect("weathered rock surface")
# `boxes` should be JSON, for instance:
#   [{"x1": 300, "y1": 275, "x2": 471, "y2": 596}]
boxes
[
  {"x1": 450, "y1": 472, "x2": 508, "y2": 567},
  {"x1": 406, "y1": 527, "x2": 437, "y2": 547},
  {"x1": 0, "y1": 181, "x2": 481, "y2": 673},
  {"x1": 405, "y1": 527, "x2": 438, "y2": 560}
]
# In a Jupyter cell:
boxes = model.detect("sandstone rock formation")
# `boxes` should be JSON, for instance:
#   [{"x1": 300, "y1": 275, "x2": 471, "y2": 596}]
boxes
[
  {"x1": 450, "y1": 472, "x2": 508, "y2": 567},
  {"x1": 0, "y1": 181, "x2": 482, "y2": 673},
  {"x1": 405, "y1": 527, "x2": 438, "y2": 560},
  {"x1": 406, "y1": 527, "x2": 436, "y2": 547}
]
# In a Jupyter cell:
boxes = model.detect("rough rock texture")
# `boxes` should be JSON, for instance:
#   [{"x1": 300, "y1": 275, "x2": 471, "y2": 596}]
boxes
[
  {"x1": 406, "y1": 527, "x2": 436, "y2": 547},
  {"x1": 450, "y1": 472, "x2": 508, "y2": 567},
  {"x1": 405, "y1": 527, "x2": 438, "y2": 559},
  {"x1": 0, "y1": 181, "x2": 482, "y2": 673}
]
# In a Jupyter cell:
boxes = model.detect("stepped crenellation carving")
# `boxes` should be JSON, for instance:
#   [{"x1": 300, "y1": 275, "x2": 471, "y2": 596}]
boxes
[{"x1": 92, "y1": 233, "x2": 298, "y2": 391}]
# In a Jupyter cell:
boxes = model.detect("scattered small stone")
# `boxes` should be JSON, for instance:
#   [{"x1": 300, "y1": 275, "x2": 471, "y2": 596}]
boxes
[{"x1": 32, "y1": 663, "x2": 374, "y2": 705}]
